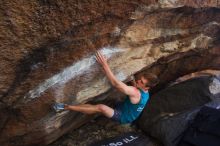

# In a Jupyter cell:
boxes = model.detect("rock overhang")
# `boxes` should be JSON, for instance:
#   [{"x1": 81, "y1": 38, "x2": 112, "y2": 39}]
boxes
[{"x1": 0, "y1": 1, "x2": 220, "y2": 146}]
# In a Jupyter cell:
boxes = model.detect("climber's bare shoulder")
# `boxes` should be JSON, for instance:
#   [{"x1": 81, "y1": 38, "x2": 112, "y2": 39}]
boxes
[{"x1": 115, "y1": 82, "x2": 141, "y2": 104}]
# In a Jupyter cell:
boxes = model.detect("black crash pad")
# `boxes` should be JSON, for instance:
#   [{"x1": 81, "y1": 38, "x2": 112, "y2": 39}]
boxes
[{"x1": 89, "y1": 132, "x2": 154, "y2": 146}]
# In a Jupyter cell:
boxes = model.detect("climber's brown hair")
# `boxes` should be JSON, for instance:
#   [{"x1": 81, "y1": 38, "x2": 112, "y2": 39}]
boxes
[{"x1": 135, "y1": 72, "x2": 159, "y2": 88}]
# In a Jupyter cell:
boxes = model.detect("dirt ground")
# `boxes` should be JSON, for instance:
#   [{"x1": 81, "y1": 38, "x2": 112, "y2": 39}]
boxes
[{"x1": 49, "y1": 116, "x2": 161, "y2": 146}]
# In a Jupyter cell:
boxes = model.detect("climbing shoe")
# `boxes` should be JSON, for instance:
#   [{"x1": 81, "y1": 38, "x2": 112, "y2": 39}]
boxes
[{"x1": 53, "y1": 103, "x2": 65, "y2": 112}]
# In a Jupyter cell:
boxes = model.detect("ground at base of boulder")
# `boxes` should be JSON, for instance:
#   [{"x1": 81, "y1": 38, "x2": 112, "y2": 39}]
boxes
[{"x1": 49, "y1": 116, "x2": 162, "y2": 146}]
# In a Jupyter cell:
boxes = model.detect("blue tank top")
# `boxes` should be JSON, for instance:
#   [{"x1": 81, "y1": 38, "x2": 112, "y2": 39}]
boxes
[{"x1": 119, "y1": 89, "x2": 149, "y2": 124}]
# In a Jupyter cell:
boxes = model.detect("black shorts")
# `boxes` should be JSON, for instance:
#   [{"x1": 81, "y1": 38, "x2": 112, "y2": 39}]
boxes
[
  {"x1": 111, "y1": 108, "x2": 122, "y2": 122},
  {"x1": 111, "y1": 103, "x2": 123, "y2": 123}
]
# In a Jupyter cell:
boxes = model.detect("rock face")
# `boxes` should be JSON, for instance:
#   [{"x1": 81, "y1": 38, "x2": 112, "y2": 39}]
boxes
[
  {"x1": 0, "y1": 0, "x2": 220, "y2": 146},
  {"x1": 137, "y1": 76, "x2": 219, "y2": 146}
]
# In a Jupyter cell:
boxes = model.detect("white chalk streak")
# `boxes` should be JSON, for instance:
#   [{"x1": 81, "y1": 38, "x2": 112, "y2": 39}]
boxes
[
  {"x1": 209, "y1": 78, "x2": 220, "y2": 95},
  {"x1": 25, "y1": 47, "x2": 124, "y2": 99}
]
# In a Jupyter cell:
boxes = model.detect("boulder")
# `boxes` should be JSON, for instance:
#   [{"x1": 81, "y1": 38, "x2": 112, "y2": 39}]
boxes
[
  {"x1": 89, "y1": 132, "x2": 157, "y2": 146},
  {"x1": 137, "y1": 76, "x2": 220, "y2": 146}
]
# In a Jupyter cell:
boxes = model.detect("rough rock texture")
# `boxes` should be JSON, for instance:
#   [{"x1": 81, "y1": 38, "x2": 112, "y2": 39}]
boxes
[{"x1": 0, "y1": 0, "x2": 220, "y2": 146}]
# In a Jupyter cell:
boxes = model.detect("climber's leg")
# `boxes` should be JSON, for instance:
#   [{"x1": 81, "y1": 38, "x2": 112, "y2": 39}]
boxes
[{"x1": 65, "y1": 104, "x2": 114, "y2": 118}]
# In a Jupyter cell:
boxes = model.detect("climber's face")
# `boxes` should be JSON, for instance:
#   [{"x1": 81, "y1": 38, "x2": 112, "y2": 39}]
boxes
[{"x1": 136, "y1": 76, "x2": 150, "y2": 91}]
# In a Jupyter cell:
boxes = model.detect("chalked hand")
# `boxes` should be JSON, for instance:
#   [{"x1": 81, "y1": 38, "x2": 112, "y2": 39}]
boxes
[{"x1": 95, "y1": 51, "x2": 108, "y2": 68}]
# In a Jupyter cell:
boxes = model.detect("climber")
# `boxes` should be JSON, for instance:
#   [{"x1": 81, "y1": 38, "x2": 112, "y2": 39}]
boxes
[{"x1": 53, "y1": 51, "x2": 159, "y2": 124}]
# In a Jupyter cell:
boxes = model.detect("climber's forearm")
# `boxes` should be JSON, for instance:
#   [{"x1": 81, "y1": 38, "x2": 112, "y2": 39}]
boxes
[
  {"x1": 96, "y1": 51, "x2": 134, "y2": 95},
  {"x1": 96, "y1": 51, "x2": 138, "y2": 97},
  {"x1": 102, "y1": 64, "x2": 139, "y2": 98},
  {"x1": 102, "y1": 64, "x2": 120, "y2": 87},
  {"x1": 96, "y1": 51, "x2": 121, "y2": 87}
]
